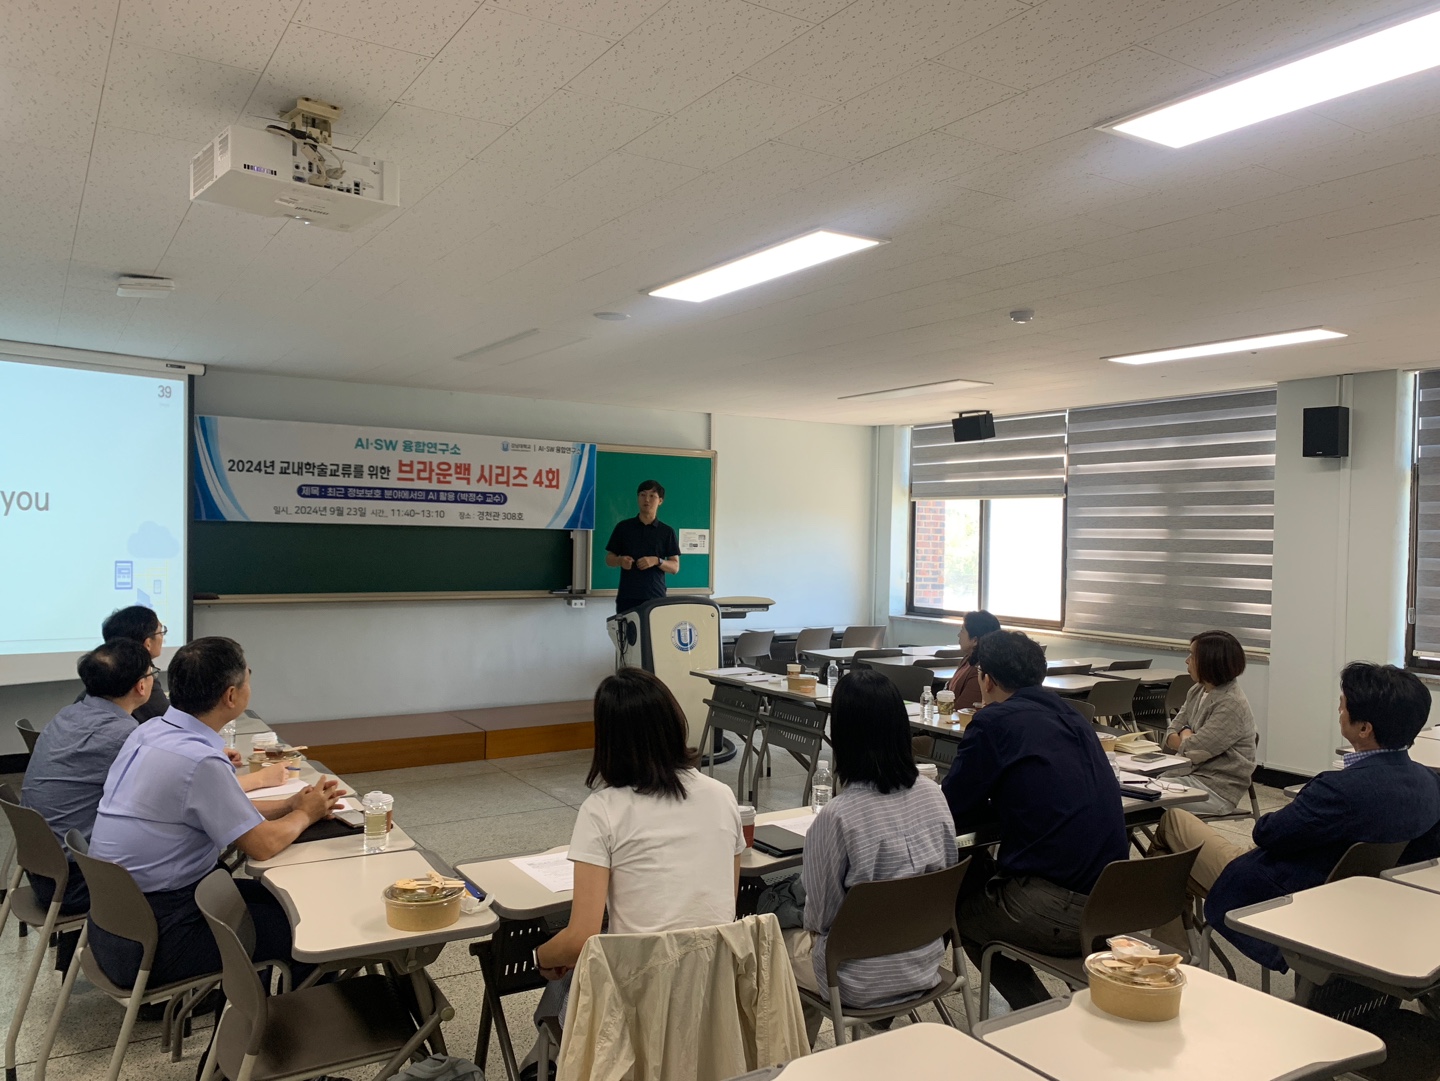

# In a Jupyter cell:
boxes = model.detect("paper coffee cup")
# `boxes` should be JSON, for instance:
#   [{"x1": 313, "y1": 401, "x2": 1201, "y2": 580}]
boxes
[{"x1": 738, "y1": 804, "x2": 756, "y2": 847}]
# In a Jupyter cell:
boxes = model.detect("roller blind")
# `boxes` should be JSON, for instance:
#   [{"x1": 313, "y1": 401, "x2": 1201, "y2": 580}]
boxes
[
  {"x1": 910, "y1": 412, "x2": 1066, "y2": 500},
  {"x1": 1412, "y1": 371, "x2": 1440, "y2": 660},
  {"x1": 1065, "y1": 389, "x2": 1276, "y2": 648}
]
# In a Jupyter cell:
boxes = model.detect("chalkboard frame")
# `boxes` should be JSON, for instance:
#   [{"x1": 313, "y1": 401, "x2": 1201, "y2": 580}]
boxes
[{"x1": 585, "y1": 443, "x2": 716, "y2": 597}]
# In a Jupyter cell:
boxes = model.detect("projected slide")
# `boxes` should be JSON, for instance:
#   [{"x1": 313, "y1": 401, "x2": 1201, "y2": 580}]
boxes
[{"x1": 0, "y1": 358, "x2": 188, "y2": 684}]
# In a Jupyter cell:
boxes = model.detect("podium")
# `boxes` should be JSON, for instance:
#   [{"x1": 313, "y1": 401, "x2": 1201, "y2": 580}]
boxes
[{"x1": 607, "y1": 598, "x2": 721, "y2": 742}]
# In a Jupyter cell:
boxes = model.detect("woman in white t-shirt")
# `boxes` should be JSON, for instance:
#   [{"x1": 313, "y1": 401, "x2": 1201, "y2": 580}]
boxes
[{"x1": 527, "y1": 667, "x2": 744, "y2": 1064}]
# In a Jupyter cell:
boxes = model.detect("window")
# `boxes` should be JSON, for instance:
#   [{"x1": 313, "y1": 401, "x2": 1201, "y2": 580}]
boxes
[
  {"x1": 1407, "y1": 370, "x2": 1440, "y2": 668},
  {"x1": 908, "y1": 411, "x2": 1068, "y2": 624},
  {"x1": 910, "y1": 497, "x2": 1065, "y2": 623}
]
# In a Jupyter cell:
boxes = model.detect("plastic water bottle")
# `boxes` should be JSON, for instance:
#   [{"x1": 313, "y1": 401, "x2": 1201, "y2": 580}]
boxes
[
  {"x1": 362, "y1": 791, "x2": 394, "y2": 853},
  {"x1": 920, "y1": 686, "x2": 935, "y2": 723},
  {"x1": 810, "y1": 760, "x2": 833, "y2": 813},
  {"x1": 220, "y1": 720, "x2": 237, "y2": 749},
  {"x1": 827, "y1": 661, "x2": 840, "y2": 689}
]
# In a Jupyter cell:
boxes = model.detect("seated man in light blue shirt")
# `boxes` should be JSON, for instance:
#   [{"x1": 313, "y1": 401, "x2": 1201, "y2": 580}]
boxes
[
  {"x1": 89, "y1": 636, "x2": 340, "y2": 989},
  {"x1": 23, "y1": 639, "x2": 154, "y2": 916}
]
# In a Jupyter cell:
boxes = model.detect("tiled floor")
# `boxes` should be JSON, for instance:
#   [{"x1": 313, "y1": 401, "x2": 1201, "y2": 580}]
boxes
[{"x1": 0, "y1": 753, "x2": 1293, "y2": 1081}]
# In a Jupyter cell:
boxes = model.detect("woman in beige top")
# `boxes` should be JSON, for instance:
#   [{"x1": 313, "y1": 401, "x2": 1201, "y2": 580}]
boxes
[{"x1": 1164, "y1": 630, "x2": 1257, "y2": 816}]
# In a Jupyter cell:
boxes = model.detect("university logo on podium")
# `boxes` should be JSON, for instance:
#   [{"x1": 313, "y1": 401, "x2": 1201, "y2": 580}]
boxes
[{"x1": 671, "y1": 621, "x2": 698, "y2": 653}]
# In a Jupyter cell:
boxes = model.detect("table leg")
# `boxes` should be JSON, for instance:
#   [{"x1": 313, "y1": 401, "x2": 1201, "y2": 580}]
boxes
[{"x1": 472, "y1": 939, "x2": 524, "y2": 1081}]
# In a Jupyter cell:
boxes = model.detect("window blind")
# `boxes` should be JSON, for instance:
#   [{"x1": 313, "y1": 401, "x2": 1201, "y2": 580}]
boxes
[
  {"x1": 1411, "y1": 371, "x2": 1440, "y2": 660},
  {"x1": 910, "y1": 412, "x2": 1066, "y2": 500},
  {"x1": 1065, "y1": 389, "x2": 1276, "y2": 648}
]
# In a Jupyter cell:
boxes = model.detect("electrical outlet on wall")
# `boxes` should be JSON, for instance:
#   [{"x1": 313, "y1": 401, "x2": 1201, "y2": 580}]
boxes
[{"x1": 568, "y1": 598, "x2": 585, "y2": 608}]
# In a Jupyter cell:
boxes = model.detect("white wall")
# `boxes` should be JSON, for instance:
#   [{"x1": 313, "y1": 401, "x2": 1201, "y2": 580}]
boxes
[
  {"x1": 1267, "y1": 371, "x2": 1412, "y2": 774},
  {"x1": 711, "y1": 413, "x2": 875, "y2": 631}
]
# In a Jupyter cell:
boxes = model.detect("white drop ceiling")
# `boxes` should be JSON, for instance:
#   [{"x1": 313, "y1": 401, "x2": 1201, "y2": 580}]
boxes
[{"x1": 3, "y1": 0, "x2": 1440, "y2": 424}]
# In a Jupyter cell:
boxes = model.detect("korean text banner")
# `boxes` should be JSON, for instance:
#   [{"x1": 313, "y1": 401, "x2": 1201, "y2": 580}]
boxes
[{"x1": 194, "y1": 416, "x2": 596, "y2": 530}]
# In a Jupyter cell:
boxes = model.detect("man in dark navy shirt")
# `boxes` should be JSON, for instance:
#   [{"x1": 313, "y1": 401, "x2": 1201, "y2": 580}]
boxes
[
  {"x1": 942, "y1": 630, "x2": 1128, "y2": 1009},
  {"x1": 604, "y1": 479, "x2": 680, "y2": 614}
]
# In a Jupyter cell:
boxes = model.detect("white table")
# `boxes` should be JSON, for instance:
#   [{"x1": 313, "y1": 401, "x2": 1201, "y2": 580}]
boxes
[
  {"x1": 1048, "y1": 657, "x2": 1120, "y2": 671},
  {"x1": 977, "y1": 964, "x2": 1386, "y2": 1081},
  {"x1": 744, "y1": 1021, "x2": 1042, "y2": 1079},
  {"x1": 1409, "y1": 737, "x2": 1440, "y2": 772},
  {"x1": 1115, "y1": 751, "x2": 1189, "y2": 775},
  {"x1": 801, "y1": 646, "x2": 950, "y2": 662},
  {"x1": 1382, "y1": 858, "x2": 1440, "y2": 895},
  {"x1": 1098, "y1": 667, "x2": 1188, "y2": 684},
  {"x1": 1227, "y1": 876, "x2": 1440, "y2": 998},
  {"x1": 262, "y1": 848, "x2": 497, "y2": 964},
  {"x1": 235, "y1": 709, "x2": 272, "y2": 735},
  {"x1": 247, "y1": 822, "x2": 417, "y2": 873},
  {"x1": 1044, "y1": 674, "x2": 1109, "y2": 694}
]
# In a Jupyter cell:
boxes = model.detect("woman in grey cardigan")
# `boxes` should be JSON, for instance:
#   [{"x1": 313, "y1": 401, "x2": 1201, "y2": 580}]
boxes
[{"x1": 1163, "y1": 630, "x2": 1257, "y2": 815}]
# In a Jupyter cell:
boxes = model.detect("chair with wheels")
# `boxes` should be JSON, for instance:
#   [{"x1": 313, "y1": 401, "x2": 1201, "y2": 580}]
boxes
[
  {"x1": 0, "y1": 786, "x2": 89, "y2": 1081},
  {"x1": 196, "y1": 869, "x2": 442, "y2": 1081},
  {"x1": 977, "y1": 845, "x2": 1201, "y2": 1020},
  {"x1": 733, "y1": 630, "x2": 775, "y2": 667},
  {"x1": 840, "y1": 626, "x2": 886, "y2": 649},
  {"x1": 800, "y1": 860, "x2": 975, "y2": 1043},
  {"x1": 1084, "y1": 678, "x2": 1141, "y2": 731},
  {"x1": 751, "y1": 698, "x2": 830, "y2": 806},
  {"x1": 696, "y1": 684, "x2": 766, "y2": 801},
  {"x1": 32, "y1": 833, "x2": 264, "y2": 1081}
]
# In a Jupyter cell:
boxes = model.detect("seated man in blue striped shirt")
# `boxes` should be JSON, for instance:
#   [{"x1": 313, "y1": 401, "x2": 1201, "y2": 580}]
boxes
[{"x1": 785, "y1": 667, "x2": 959, "y2": 1043}]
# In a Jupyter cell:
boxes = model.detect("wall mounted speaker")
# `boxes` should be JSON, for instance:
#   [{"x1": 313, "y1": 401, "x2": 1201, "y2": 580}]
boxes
[
  {"x1": 1302, "y1": 406, "x2": 1349, "y2": 458},
  {"x1": 952, "y1": 411, "x2": 996, "y2": 442}
]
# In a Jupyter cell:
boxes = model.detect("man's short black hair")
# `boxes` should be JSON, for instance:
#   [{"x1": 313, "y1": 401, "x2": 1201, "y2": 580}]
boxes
[
  {"x1": 830, "y1": 667, "x2": 918, "y2": 793},
  {"x1": 169, "y1": 637, "x2": 248, "y2": 716},
  {"x1": 1340, "y1": 662, "x2": 1432, "y2": 749},
  {"x1": 77, "y1": 638, "x2": 153, "y2": 699},
  {"x1": 637, "y1": 479, "x2": 665, "y2": 499},
  {"x1": 101, "y1": 605, "x2": 160, "y2": 644},
  {"x1": 971, "y1": 630, "x2": 1047, "y2": 692}
]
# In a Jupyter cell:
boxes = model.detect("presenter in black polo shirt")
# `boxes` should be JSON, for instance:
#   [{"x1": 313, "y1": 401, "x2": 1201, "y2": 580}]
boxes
[{"x1": 605, "y1": 479, "x2": 681, "y2": 614}]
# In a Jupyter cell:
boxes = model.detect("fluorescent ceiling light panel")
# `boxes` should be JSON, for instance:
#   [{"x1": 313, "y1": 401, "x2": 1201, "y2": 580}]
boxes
[
  {"x1": 1105, "y1": 327, "x2": 1346, "y2": 366},
  {"x1": 839, "y1": 377, "x2": 992, "y2": 401},
  {"x1": 1108, "y1": 9, "x2": 1440, "y2": 147},
  {"x1": 648, "y1": 230, "x2": 884, "y2": 302}
]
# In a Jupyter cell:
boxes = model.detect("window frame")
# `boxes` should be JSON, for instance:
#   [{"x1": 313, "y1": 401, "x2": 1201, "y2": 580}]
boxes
[
  {"x1": 906, "y1": 495, "x2": 1068, "y2": 629},
  {"x1": 1406, "y1": 462, "x2": 1431, "y2": 671}
]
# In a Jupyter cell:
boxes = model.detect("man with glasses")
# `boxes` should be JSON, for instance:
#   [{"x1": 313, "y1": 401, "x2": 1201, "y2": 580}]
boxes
[
  {"x1": 84, "y1": 605, "x2": 172, "y2": 721},
  {"x1": 22, "y1": 638, "x2": 157, "y2": 967}
]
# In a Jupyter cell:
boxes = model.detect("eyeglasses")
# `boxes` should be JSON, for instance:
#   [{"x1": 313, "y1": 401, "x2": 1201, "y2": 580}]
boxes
[
  {"x1": 145, "y1": 667, "x2": 161, "y2": 679},
  {"x1": 152, "y1": 625, "x2": 168, "y2": 638}
]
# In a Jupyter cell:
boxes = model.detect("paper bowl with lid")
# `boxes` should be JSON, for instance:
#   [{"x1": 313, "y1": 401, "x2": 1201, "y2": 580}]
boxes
[
  {"x1": 383, "y1": 882, "x2": 464, "y2": 931},
  {"x1": 1085, "y1": 951, "x2": 1186, "y2": 1021}
]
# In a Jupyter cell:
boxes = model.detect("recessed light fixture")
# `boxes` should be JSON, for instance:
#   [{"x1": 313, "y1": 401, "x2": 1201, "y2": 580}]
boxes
[
  {"x1": 1104, "y1": 327, "x2": 1346, "y2": 366},
  {"x1": 648, "y1": 229, "x2": 884, "y2": 303},
  {"x1": 116, "y1": 275, "x2": 175, "y2": 298},
  {"x1": 454, "y1": 328, "x2": 540, "y2": 361},
  {"x1": 593, "y1": 311, "x2": 629, "y2": 321},
  {"x1": 839, "y1": 376, "x2": 993, "y2": 402},
  {"x1": 1106, "y1": 9, "x2": 1440, "y2": 148}
]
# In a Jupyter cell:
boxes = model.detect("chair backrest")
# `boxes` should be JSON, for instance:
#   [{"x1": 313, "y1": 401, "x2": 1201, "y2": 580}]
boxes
[
  {"x1": 16, "y1": 717, "x2": 42, "y2": 754},
  {"x1": 1069, "y1": 699, "x2": 1098, "y2": 723},
  {"x1": 67, "y1": 830, "x2": 161, "y2": 965},
  {"x1": 1084, "y1": 678, "x2": 1140, "y2": 717},
  {"x1": 763, "y1": 699, "x2": 828, "y2": 761},
  {"x1": 794, "y1": 628, "x2": 834, "y2": 655},
  {"x1": 0, "y1": 783, "x2": 72, "y2": 886},
  {"x1": 1165, "y1": 674, "x2": 1195, "y2": 715},
  {"x1": 822, "y1": 859, "x2": 971, "y2": 987},
  {"x1": 195, "y1": 869, "x2": 269, "y2": 1054},
  {"x1": 1104, "y1": 659, "x2": 1153, "y2": 671},
  {"x1": 1047, "y1": 664, "x2": 1090, "y2": 675},
  {"x1": 870, "y1": 662, "x2": 937, "y2": 704},
  {"x1": 912, "y1": 657, "x2": 957, "y2": 670},
  {"x1": 1326, "y1": 841, "x2": 1409, "y2": 883},
  {"x1": 841, "y1": 626, "x2": 885, "y2": 649},
  {"x1": 752, "y1": 658, "x2": 789, "y2": 675},
  {"x1": 933, "y1": 647, "x2": 965, "y2": 659},
  {"x1": 734, "y1": 630, "x2": 775, "y2": 662},
  {"x1": 852, "y1": 648, "x2": 902, "y2": 661},
  {"x1": 1079, "y1": 846, "x2": 1201, "y2": 955}
]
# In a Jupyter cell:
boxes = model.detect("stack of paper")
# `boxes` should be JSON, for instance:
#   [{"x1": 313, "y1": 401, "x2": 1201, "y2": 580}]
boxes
[{"x1": 511, "y1": 852, "x2": 575, "y2": 893}]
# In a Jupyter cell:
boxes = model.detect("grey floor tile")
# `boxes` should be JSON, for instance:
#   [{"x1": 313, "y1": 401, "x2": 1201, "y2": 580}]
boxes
[
  {"x1": 492, "y1": 749, "x2": 595, "y2": 774},
  {"x1": 376, "y1": 770, "x2": 566, "y2": 828},
  {"x1": 509, "y1": 764, "x2": 598, "y2": 809},
  {"x1": 411, "y1": 806, "x2": 579, "y2": 868},
  {"x1": 346, "y1": 758, "x2": 502, "y2": 790}
]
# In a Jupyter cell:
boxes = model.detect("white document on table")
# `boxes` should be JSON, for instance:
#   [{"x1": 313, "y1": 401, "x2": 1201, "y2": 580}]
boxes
[
  {"x1": 767, "y1": 812, "x2": 817, "y2": 836},
  {"x1": 246, "y1": 780, "x2": 306, "y2": 801},
  {"x1": 1115, "y1": 753, "x2": 1187, "y2": 773},
  {"x1": 511, "y1": 852, "x2": 575, "y2": 893}
]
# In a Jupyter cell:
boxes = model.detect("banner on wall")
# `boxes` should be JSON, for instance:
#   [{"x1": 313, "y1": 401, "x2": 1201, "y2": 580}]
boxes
[{"x1": 193, "y1": 416, "x2": 596, "y2": 530}]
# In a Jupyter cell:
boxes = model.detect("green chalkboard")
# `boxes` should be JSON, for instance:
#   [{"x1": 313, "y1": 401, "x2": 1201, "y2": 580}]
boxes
[
  {"x1": 590, "y1": 447, "x2": 714, "y2": 593},
  {"x1": 191, "y1": 520, "x2": 572, "y2": 596}
]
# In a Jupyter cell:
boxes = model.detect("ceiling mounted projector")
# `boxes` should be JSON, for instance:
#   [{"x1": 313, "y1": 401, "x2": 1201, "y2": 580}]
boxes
[{"x1": 189, "y1": 101, "x2": 398, "y2": 232}]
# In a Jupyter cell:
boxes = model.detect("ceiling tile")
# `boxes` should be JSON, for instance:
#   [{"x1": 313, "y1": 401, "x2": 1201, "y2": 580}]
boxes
[
  {"x1": 100, "y1": 42, "x2": 258, "y2": 140},
  {"x1": 935, "y1": 0, "x2": 1229, "y2": 91},
  {"x1": 115, "y1": 0, "x2": 293, "y2": 71},
  {"x1": 745, "y1": 0, "x2": 854, "y2": 21},
  {"x1": 400, "y1": 6, "x2": 613, "y2": 126},
  {"x1": 943, "y1": 46, "x2": 1209, "y2": 152},
  {"x1": 294, "y1": 0, "x2": 481, "y2": 57},
  {"x1": 776, "y1": 61, "x2": 1014, "y2": 161},
  {"x1": 1, "y1": 0, "x2": 116, "y2": 84},
  {"x1": 564, "y1": 0, "x2": 811, "y2": 114},
  {"x1": 539, "y1": 152, "x2": 701, "y2": 230},
  {"x1": 353, "y1": 102, "x2": 507, "y2": 203},
  {"x1": 0, "y1": 65, "x2": 102, "y2": 156},
  {"x1": 71, "y1": 126, "x2": 196, "y2": 269},
  {"x1": 56, "y1": 286, "x2": 140, "y2": 351},
  {"x1": 624, "y1": 77, "x2": 833, "y2": 170},
  {"x1": 742, "y1": 0, "x2": 1027, "y2": 104},
  {"x1": 0, "y1": 140, "x2": 88, "y2": 263},
  {"x1": 246, "y1": 23, "x2": 431, "y2": 137},
  {"x1": 490, "y1": 0, "x2": 670, "y2": 41},
  {"x1": 1305, "y1": 67, "x2": 1440, "y2": 134}
]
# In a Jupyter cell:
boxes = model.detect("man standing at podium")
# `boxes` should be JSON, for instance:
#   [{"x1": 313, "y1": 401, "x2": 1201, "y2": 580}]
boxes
[{"x1": 605, "y1": 480, "x2": 681, "y2": 614}]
